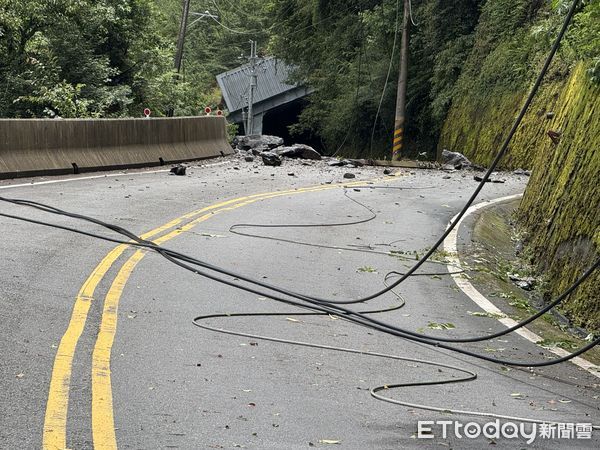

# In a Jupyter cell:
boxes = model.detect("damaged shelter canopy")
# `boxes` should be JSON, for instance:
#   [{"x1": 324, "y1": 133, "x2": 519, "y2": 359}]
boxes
[{"x1": 216, "y1": 57, "x2": 313, "y2": 135}]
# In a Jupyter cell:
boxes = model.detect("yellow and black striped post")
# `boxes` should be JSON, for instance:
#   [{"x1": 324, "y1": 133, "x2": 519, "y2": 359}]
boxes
[
  {"x1": 392, "y1": 0, "x2": 410, "y2": 162},
  {"x1": 393, "y1": 120, "x2": 404, "y2": 161}
]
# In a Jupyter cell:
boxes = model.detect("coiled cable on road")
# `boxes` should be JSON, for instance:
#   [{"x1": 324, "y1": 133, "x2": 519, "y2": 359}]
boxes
[
  {"x1": 229, "y1": 187, "x2": 463, "y2": 273},
  {"x1": 0, "y1": 196, "x2": 598, "y2": 365},
  {"x1": 0, "y1": 0, "x2": 596, "y2": 428}
]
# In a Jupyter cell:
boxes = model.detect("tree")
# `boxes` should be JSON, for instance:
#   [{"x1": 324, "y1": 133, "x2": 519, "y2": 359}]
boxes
[{"x1": 267, "y1": 0, "x2": 482, "y2": 158}]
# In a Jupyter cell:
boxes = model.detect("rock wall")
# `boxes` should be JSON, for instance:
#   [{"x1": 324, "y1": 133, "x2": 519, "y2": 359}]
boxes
[
  {"x1": 517, "y1": 63, "x2": 599, "y2": 332},
  {"x1": 442, "y1": 60, "x2": 599, "y2": 331},
  {"x1": 435, "y1": 2, "x2": 600, "y2": 331}
]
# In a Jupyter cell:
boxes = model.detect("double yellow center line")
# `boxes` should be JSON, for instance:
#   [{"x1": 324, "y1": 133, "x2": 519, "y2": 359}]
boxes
[{"x1": 42, "y1": 175, "x2": 399, "y2": 449}]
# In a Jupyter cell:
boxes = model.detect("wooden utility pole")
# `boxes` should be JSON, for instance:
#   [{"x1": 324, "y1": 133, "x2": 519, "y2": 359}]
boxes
[
  {"x1": 174, "y1": 0, "x2": 191, "y2": 76},
  {"x1": 392, "y1": 0, "x2": 411, "y2": 161},
  {"x1": 167, "y1": 0, "x2": 191, "y2": 117}
]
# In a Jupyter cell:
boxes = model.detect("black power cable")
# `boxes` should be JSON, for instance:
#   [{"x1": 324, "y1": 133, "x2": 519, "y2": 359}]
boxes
[
  {"x1": 0, "y1": 0, "x2": 586, "y2": 317},
  {"x1": 0, "y1": 0, "x2": 583, "y2": 342},
  {"x1": 0, "y1": 0, "x2": 596, "y2": 425},
  {"x1": 229, "y1": 187, "x2": 463, "y2": 270},
  {"x1": 9, "y1": 210, "x2": 591, "y2": 427},
  {"x1": 2, "y1": 181, "x2": 598, "y2": 349},
  {"x1": 1, "y1": 193, "x2": 598, "y2": 367}
]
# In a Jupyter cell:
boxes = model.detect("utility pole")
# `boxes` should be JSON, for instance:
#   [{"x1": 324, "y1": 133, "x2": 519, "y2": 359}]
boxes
[
  {"x1": 246, "y1": 40, "x2": 259, "y2": 136},
  {"x1": 167, "y1": 0, "x2": 191, "y2": 117},
  {"x1": 392, "y1": 0, "x2": 411, "y2": 161},
  {"x1": 174, "y1": 0, "x2": 191, "y2": 76},
  {"x1": 171, "y1": 3, "x2": 218, "y2": 117}
]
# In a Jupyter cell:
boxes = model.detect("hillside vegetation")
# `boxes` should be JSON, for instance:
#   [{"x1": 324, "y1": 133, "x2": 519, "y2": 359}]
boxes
[
  {"x1": 1, "y1": 0, "x2": 598, "y2": 330},
  {"x1": 2, "y1": 1, "x2": 596, "y2": 160},
  {"x1": 0, "y1": 0, "x2": 271, "y2": 118},
  {"x1": 433, "y1": 0, "x2": 599, "y2": 331},
  {"x1": 517, "y1": 64, "x2": 599, "y2": 331}
]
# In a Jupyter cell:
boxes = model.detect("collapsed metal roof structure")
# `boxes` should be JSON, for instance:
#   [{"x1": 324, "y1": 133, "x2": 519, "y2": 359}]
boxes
[{"x1": 216, "y1": 57, "x2": 312, "y2": 135}]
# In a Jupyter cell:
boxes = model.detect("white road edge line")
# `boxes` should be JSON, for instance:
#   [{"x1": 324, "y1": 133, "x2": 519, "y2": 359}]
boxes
[
  {"x1": 0, "y1": 160, "x2": 231, "y2": 190},
  {"x1": 5, "y1": 168, "x2": 596, "y2": 377},
  {"x1": 444, "y1": 193, "x2": 600, "y2": 378}
]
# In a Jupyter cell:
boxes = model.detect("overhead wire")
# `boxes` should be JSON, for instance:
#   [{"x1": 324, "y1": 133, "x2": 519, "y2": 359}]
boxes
[
  {"x1": 1, "y1": 192, "x2": 598, "y2": 364},
  {"x1": 190, "y1": 0, "x2": 299, "y2": 37},
  {"x1": 0, "y1": 0, "x2": 594, "y2": 349},
  {"x1": 0, "y1": 0, "x2": 596, "y2": 426},
  {"x1": 204, "y1": 0, "x2": 363, "y2": 39},
  {"x1": 208, "y1": 12, "x2": 258, "y2": 35},
  {"x1": 213, "y1": 0, "x2": 299, "y2": 32}
]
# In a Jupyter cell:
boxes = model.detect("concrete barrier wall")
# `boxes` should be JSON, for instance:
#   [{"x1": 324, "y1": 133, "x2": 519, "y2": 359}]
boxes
[{"x1": 0, "y1": 116, "x2": 232, "y2": 179}]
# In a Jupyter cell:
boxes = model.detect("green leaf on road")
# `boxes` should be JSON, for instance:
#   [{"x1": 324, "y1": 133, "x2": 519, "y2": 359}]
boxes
[
  {"x1": 427, "y1": 322, "x2": 456, "y2": 330},
  {"x1": 468, "y1": 311, "x2": 506, "y2": 319}
]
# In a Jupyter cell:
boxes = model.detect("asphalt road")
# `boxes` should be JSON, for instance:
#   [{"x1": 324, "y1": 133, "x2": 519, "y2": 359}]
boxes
[{"x1": 1, "y1": 156, "x2": 598, "y2": 449}]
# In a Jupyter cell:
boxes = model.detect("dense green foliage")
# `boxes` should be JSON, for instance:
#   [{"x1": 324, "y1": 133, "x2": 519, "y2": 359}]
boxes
[
  {"x1": 440, "y1": 0, "x2": 599, "y2": 168},
  {"x1": 268, "y1": 0, "x2": 484, "y2": 157},
  {"x1": 431, "y1": 0, "x2": 599, "y2": 331},
  {"x1": 517, "y1": 63, "x2": 599, "y2": 331},
  {"x1": 1, "y1": 0, "x2": 597, "y2": 155},
  {"x1": 1, "y1": 0, "x2": 155, "y2": 117},
  {"x1": 0, "y1": 1, "x2": 598, "y2": 329},
  {"x1": 270, "y1": 0, "x2": 598, "y2": 157},
  {"x1": 0, "y1": 0, "x2": 271, "y2": 118}
]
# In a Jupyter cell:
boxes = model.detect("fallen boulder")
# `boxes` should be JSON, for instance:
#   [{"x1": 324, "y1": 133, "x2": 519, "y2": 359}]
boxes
[
  {"x1": 251, "y1": 145, "x2": 270, "y2": 156},
  {"x1": 442, "y1": 149, "x2": 472, "y2": 170},
  {"x1": 327, "y1": 158, "x2": 367, "y2": 167},
  {"x1": 513, "y1": 168, "x2": 531, "y2": 176},
  {"x1": 236, "y1": 135, "x2": 284, "y2": 151},
  {"x1": 508, "y1": 273, "x2": 536, "y2": 291},
  {"x1": 474, "y1": 175, "x2": 506, "y2": 183},
  {"x1": 260, "y1": 151, "x2": 282, "y2": 167},
  {"x1": 344, "y1": 159, "x2": 366, "y2": 167},
  {"x1": 170, "y1": 164, "x2": 187, "y2": 176},
  {"x1": 275, "y1": 144, "x2": 322, "y2": 160}
]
